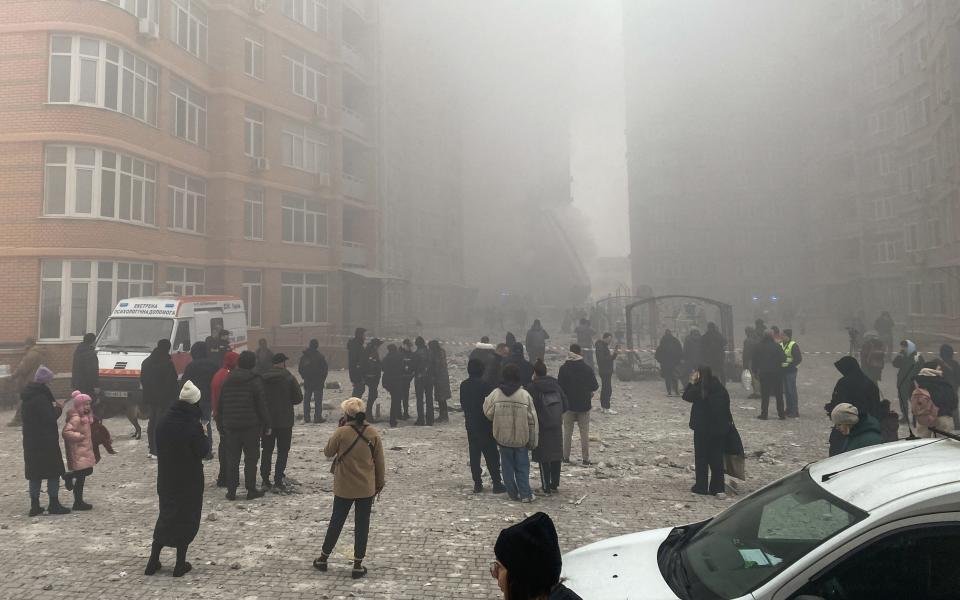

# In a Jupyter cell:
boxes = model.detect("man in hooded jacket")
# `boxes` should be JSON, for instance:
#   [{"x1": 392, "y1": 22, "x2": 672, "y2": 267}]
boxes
[
  {"x1": 754, "y1": 332, "x2": 786, "y2": 420},
  {"x1": 557, "y1": 345, "x2": 599, "y2": 465},
  {"x1": 525, "y1": 320, "x2": 550, "y2": 363},
  {"x1": 594, "y1": 333, "x2": 619, "y2": 414},
  {"x1": 217, "y1": 351, "x2": 271, "y2": 501},
  {"x1": 71, "y1": 333, "x2": 99, "y2": 397},
  {"x1": 211, "y1": 351, "x2": 239, "y2": 487},
  {"x1": 655, "y1": 330, "x2": 684, "y2": 396},
  {"x1": 413, "y1": 337, "x2": 434, "y2": 426},
  {"x1": 179, "y1": 342, "x2": 219, "y2": 459},
  {"x1": 502, "y1": 342, "x2": 534, "y2": 386},
  {"x1": 700, "y1": 322, "x2": 727, "y2": 383},
  {"x1": 381, "y1": 344, "x2": 405, "y2": 428},
  {"x1": 526, "y1": 360, "x2": 567, "y2": 494},
  {"x1": 141, "y1": 339, "x2": 179, "y2": 458},
  {"x1": 825, "y1": 356, "x2": 882, "y2": 456},
  {"x1": 460, "y1": 358, "x2": 504, "y2": 493},
  {"x1": 260, "y1": 353, "x2": 302, "y2": 491},
  {"x1": 298, "y1": 339, "x2": 328, "y2": 424}
]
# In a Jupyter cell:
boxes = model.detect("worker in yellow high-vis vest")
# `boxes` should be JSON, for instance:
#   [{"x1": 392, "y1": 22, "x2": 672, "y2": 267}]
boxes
[{"x1": 780, "y1": 329, "x2": 803, "y2": 418}]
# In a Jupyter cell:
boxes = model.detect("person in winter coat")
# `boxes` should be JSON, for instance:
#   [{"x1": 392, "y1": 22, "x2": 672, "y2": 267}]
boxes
[
  {"x1": 491, "y1": 512, "x2": 584, "y2": 600},
  {"x1": 21, "y1": 366, "x2": 70, "y2": 516},
  {"x1": 875, "y1": 311, "x2": 895, "y2": 356},
  {"x1": 298, "y1": 339, "x2": 329, "y2": 424},
  {"x1": 62, "y1": 391, "x2": 96, "y2": 511},
  {"x1": 211, "y1": 351, "x2": 239, "y2": 487},
  {"x1": 913, "y1": 364, "x2": 957, "y2": 437},
  {"x1": 754, "y1": 332, "x2": 786, "y2": 420},
  {"x1": 398, "y1": 339, "x2": 416, "y2": 420},
  {"x1": 830, "y1": 403, "x2": 882, "y2": 454},
  {"x1": 526, "y1": 360, "x2": 566, "y2": 495},
  {"x1": 574, "y1": 319, "x2": 596, "y2": 369},
  {"x1": 656, "y1": 330, "x2": 685, "y2": 396},
  {"x1": 360, "y1": 339, "x2": 383, "y2": 421},
  {"x1": 525, "y1": 320, "x2": 550, "y2": 363},
  {"x1": 460, "y1": 358, "x2": 504, "y2": 493},
  {"x1": 700, "y1": 322, "x2": 727, "y2": 383},
  {"x1": 682, "y1": 329, "x2": 702, "y2": 377},
  {"x1": 742, "y1": 327, "x2": 760, "y2": 399},
  {"x1": 179, "y1": 342, "x2": 219, "y2": 459},
  {"x1": 779, "y1": 329, "x2": 802, "y2": 418},
  {"x1": 483, "y1": 343, "x2": 510, "y2": 388},
  {"x1": 141, "y1": 339, "x2": 179, "y2": 458},
  {"x1": 71, "y1": 333, "x2": 99, "y2": 397},
  {"x1": 825, "y1": 356, "x2": 882, "y2": 456},
  {"x1": 859, "y1": 334, "x2": 886, "y2": 383},
  {"x1": 682, "y1": 366, "x2": 732, "y2": 496},
  {"x1": 893, "y1": 340, "x2": 924, "y2": 424},
  {"x1": 7, "y1": 338, "x2": 48, "y2": 427},
  {"x1": 145, "y1": 380, "x2": 207, "y2": 578},
  {"x1": 557, "y1": 344, "x2": 599, "y2": 465},
  {"x1": 380, "y1": 344, "x2": 403, "y2": 428},
  {"x1": 429, "y1": 340, "x2": 452, "y2": 423},
  {"x1": 594, "y1": 333, "x2": 619, "y2": 414},
  {"x1": 484, "y1": 365, "x2": 538, "y2": 502},
  {"x1": 503, "y1": 342, "x2": 534, "y2": 386},
  {"x1": 505, "y1": 331, "x2": 518, "y2": 351},
  {"x1": 253, "y1": 338, "x2": 273, "y2": 374},
  {"x1": 259, "y1": 353, "x2": 303, "y2": 491},
  {"x1": 347, "y1": 328, "x2": 367, "y2": 397},
  {"x1": 314, "y1": 398, "x2": 385, "y2": 580},
  {"x1": 470, "y1": 337, "x2": 497, "y2": 374},
  {"x1": 216, "y1": 351, "x2": 271, "y2": 501},
  {"x1": 413, "y1": 337, "x2": 434, "y2": 426},
  {"x1": 935, "y1": 344, "x2": 960, "y2": 430}
]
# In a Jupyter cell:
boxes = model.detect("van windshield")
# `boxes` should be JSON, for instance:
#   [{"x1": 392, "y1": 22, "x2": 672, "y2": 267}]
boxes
[{"x1": 97, "y1": 318, "x2": 174, "y2": 351}]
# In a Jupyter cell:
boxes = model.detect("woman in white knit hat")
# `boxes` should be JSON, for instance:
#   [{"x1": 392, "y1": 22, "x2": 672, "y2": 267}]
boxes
[{"x1": 830, "y1": 402, "x2": 882, "y2": 455}]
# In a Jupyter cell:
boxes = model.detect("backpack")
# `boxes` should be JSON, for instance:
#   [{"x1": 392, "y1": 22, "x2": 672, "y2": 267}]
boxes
[
  {"x1": 539, "y1": 390, "x2": 564, "y2": 424},
  {"x1": 910, "y1": 387, "x2": 939, "y2": 428}
]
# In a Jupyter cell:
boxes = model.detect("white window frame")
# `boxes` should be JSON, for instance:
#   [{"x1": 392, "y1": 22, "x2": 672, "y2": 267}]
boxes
[
  {"x1": 244, "y1": 105, "x2": 265, "y2": 158},
  {"x1": 242, "y1": 270, "x2": 262, "y2": 328},
  {"x1": 49, "y1": 35, "x2": 159, "y2": 126},
  {"x1": 280, "y1": 271, "x2": 328, "y2": 325},
  {"x1": 165, "y1": 266, "x2": 205, "y2": 295},
  {"x1": 244, "y1": 187, "x2": 264, "y2": 240},
  {"x1": 167, "y1": 171, "x2": 206, "y2": 234},
  {"x1": 170, "y1": 0, "x2": 208, "y2": 61},
  {"x1": 170, "y1": 77, "x2": 207, "y2": 146},
  {"x1": 283, "y1": 47, "x2": 327, "y2": 102},
  {"x1": 244, "y1": 34, "x2": 264, "y2": 80},
  {"x1": 905, "y1": 222, "x2": 920, "y2": 252},
  {"x1": 281, "y1": 195, "x2": 327, "y2": 245},
  {"x1": 99, "y1": 0, "x2": 158, "y2": 21},
  {"x1": 281, "y1": 0, "x2": 328, "y2": 33},
  {"x1": 39, "y1": 259, "x2": 154, "y2": 341},
  {"x1": 44, "y1": 145, "x2": 156, "y2": 225},
  {"x1": 281, "y1": 126, "x2": 328, "y2": 174}
]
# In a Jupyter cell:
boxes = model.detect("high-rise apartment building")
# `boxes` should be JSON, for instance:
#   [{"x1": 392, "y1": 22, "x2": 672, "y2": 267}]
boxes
[{"x1": 0, "y1": 0, "x2": 381, "y2": 370}]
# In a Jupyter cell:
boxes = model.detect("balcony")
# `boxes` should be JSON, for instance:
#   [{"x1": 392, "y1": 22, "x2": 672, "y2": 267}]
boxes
[
  {"x1": 343, "y1": 173, "x2": 368, "y2": 200},
  {"x1": 342, "y1": 43, "x2": 367, "y2": 75},
  {"x1": 342, "y1": 106, "x2": 367, "y2": 138},
  {"x1": 342, "y1": 240, "x2": 368, "y2": 267}
]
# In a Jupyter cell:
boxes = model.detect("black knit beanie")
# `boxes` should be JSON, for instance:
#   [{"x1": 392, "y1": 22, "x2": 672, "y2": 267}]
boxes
[{"x1": 494, "y1": 512, "x2": 562, "y2": 595}]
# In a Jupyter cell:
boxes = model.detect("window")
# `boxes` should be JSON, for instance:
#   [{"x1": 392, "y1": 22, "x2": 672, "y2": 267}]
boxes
[
  {"x1": 919, "y1": 95, "x2": 931, "y2": 127},
  {"x1": 909, "y1": 282, "x2": 923, "y2": 314},
  {"x1": 929, "y1": 218, "x2": 943, "y2": 248},
  {"x1": 244, "y1": 105, "x2": 264, "y2": 158},
  {"x1": 244, "y1": 187, "x2": 264, "y2": 240},
  {"x1": 283, "y1": 47, "x2": 327, "y2": 102},
  {"x1": 39, "y1": 259, "x2": 154, "y2": 340},
  {"x1": 99, "y1": 0, "x2": 158, "y2": 21},
  {"x1": 170, "y1": 78, "x2": 207, "y2": 146},
  {"x1": 242, "y1": 270, "x2": 262, "y2": 327},
  {"x1": 931, "y1": 282, "x2": 948, "y2": 315},
  {"x1": 166, "y1": 266, "x2": 204, "y2": 295},
  {"x1": 282, "y1": 195, "x2": 327, "y2": 245},
  {"x1": 48, "y1": 35, "x2": 159, "y2": 126},
  {"x1": 244, "y1": 33, "x2": 264, "y2": 79},
  {"x1": 167, "y1": 171, "x2": 206, "y2": 234},
  {"x1": 44, "y1": 145, "x2": 156, "y2": 225},
  {"x1": 170, "y1": 0, "x2": 207, "y2": 61},
  {"x1": 879, "y1": 152, "x2": 894, "y2": 175},
  {"x1": 789, "y1": 525, "x2": 960, "y2": 600},
  {"x1": 172, "y1": 319, "x2": 191, "y2": 351},
  {"x1": 280, "y1": 271, "x2": 328, "y2": 325},
  {"x1": 281, "y1": 125, "x2": 328, "y2": 173},
  {"x1": 281, "y1": 0, "x2": 327, "y2": 33},
  {"x1": 905, "y1": 223, "x2": 920, "y2": 251},
  {"x1": 877, "y1": 238, "x2": 899, "y2": 263}
]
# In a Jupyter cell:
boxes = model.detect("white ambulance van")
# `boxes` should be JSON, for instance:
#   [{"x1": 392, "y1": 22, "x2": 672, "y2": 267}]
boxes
[{"x1": 95, "y1": 294, "x2": 247, "y2": 404}]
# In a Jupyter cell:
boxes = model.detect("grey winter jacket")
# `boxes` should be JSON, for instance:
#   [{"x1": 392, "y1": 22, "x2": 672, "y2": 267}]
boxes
[{"x1": 483, "y1": 387, "x2": 538, "y2": 450}]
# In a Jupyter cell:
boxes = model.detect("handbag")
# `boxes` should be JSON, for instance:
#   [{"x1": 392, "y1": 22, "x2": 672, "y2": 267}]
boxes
[{"x1": 723, "y1": 424, "x2": 746, "y2": 480}]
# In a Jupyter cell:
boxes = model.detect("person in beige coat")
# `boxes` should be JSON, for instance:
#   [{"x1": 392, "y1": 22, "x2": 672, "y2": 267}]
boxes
[
  {"x1": 314, "y1": 398, "x2": 385, "y2": 579},
  {"x1": 484, "y1": 364, "x2": 538, "y2": 503}
]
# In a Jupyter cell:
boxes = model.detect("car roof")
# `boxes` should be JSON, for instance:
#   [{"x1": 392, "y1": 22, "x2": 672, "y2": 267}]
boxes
[{"x1": 809, "y1": 438, "x2": 960, "y2": 511}]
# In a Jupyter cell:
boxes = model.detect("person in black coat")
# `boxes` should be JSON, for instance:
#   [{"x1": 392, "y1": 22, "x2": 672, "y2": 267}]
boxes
[
  {"x1": 381, "y1": 344, "x2": 405, "y2": 428},
  {"x1": 460, "y1": 358, "x2": 504, "y2": 493},
  {"x1": 526, "y1": 360, "x2": 567, "y2": 495},
  {"x1": 140, "y1": 339, "x2": 179, "y2": 458},
  {"x1": 399, "y1": 339, "x2": 416, "y2": 420},
  {"x1": 700, "y1": 322, "x2": 727, "y2": 382},
  {"x1": 937, "y1": 344, "x2": 960, "y2": 430},
  {"x1": 825, "y1": 356, "x2": 882, "y2": 456},
  {"x1": 655, "y1": 330, "x2": 684, "y2": 396},
  {"x1": 482, "y1": 343, "x2": 509, "y2": 388},
  {"x1": 682, "y1": 366, "x2": 731, "y2": 496},
  {"x1": 361, "y1": 339, "x2": 383, "y2": 420},
  {"x1": 503, "y1": 343, "x2": 534, "y2": 385},
  {"x1": 594, "y1": 333, "x2": 619, "y2": 413},
  {"x1": 557, "y1": 345, "x2": 599, "y2": 465},
  {"x1": 217, "y1": 351, "x2": 272, "y2": 501},
  {"x1": 180, "y1": 342, "x2": 219, "y2": 459},
  {"x1": 682, "y1": 329, "x2": 702, "y2": 377},
  {"x1": 753, "y1": 332, "x2": 786, "y2": 420},
  {"x1": 145, "y1": 380, "x2": 208, "y2": 578},
  {"x1": 347, "y1": 328, "x2": 367, "y2": 397},
  {"x1": 260, "y1": 353, "x2": 303, "y2": 491},
  {"x1": 298, "y1": 339, "x2": 328, "y2": 424},
  {"x1": 71, "y1": 333, "x2": 99, "y2": 397},
  {"x1": 413, "y1": 337, "x2": 434, "y2": 426},
  {"x1": 21, "y1": 366, "x2": 70, "y2": 516}
]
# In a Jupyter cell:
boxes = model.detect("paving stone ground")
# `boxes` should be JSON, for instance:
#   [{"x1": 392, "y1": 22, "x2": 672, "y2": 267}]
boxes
[{"x1": 0, "y1": 330, "x2": 910, "y2": 599}]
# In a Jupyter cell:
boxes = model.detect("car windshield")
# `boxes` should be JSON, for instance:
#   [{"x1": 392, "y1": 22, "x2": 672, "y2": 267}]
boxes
[
  {"x1": 96, "y1": 318, "x2": 173, "y2": 351},
  {"x1": 677, "y1": 470, "x2": 867, "y2": 600}
]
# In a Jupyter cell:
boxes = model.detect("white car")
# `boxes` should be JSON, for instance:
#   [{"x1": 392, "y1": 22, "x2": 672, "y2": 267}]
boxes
[{"x1": 562, "y1": 438, "x2": 960, "y2": 600}]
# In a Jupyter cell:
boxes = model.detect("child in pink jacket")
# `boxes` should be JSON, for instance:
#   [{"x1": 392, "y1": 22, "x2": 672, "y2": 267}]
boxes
[{"x1": 62, "y1": 391, "x2": 96, "y2": 510}]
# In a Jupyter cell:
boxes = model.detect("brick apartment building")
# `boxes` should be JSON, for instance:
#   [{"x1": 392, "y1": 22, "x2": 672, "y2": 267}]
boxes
[{"x1": 0, "y1": 0, "x2": 382, "y2": 373}]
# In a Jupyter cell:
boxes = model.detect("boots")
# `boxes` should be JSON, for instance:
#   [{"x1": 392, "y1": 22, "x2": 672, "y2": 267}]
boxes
[
  {"x1": 352, "y1": 559, "x2": 367, "y2": 579},
  {"x1": 72, "y1": 479, "x2": 93, "y2": 511},
  {"x1": 144, "y1": 542, "x2": 162, "y2": 576},
  {"x1": 28, "y1": 497, "x2": 42, "y2": 517},
  {"x1": 47, "y1": 497, "x2": 71, "y2": 515},
  {"x1": 172, "y1": 545, "x2": 192, "y2": 577}
]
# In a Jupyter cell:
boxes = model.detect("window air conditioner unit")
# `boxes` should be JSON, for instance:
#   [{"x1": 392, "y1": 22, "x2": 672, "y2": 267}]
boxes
[
  {"x1": 314, "y1": 103, "x2": 328, "y2": 120},
  {"x1": 252, "y1": 0, "x2": 268, "y2": 14},
  {"x1": 252, "y1": 157, "x2": 270, "y2": 171},
  {"x1": 138, "y1": 18, "x2": 160, "y2": 40}
]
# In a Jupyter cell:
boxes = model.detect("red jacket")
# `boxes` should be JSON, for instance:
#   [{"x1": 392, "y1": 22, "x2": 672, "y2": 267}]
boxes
[{"x1": 211, "y1": 352, "x2": 239, "y2": 419}]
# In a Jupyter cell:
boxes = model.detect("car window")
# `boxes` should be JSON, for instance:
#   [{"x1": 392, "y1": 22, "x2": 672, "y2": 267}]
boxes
[
  {"x1": 790, "y1": 524, "x2": 960, "y2": 600},
  {"x1": 172, "y1": 320, "x2": 191, "y2": 352},
  {"x1": 678, "y1": 471, "x2": 866, "y2": 600}
]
